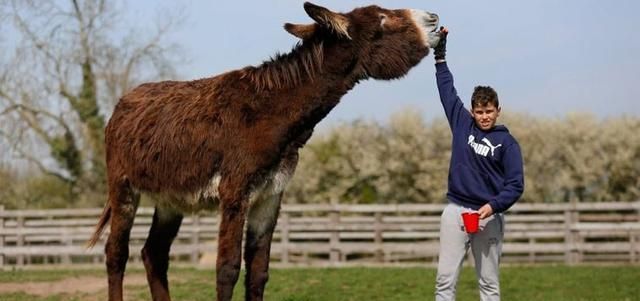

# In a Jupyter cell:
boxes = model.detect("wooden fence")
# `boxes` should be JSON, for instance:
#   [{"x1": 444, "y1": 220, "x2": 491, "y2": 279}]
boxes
[{"x1": 1, "y1": 202, "x2": 639, "y2": 268}]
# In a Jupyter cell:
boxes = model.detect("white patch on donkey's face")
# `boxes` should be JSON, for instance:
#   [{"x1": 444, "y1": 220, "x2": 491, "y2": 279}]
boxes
[{"x1": 408, "y1": 9, "x2": 440, "y2": 48}]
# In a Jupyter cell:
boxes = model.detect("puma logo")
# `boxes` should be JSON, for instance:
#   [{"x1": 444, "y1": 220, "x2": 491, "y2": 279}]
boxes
[
  {"x1": 481, "y1": 138, "x2": 502, "y2": 156},
  {"x1": 467, "y1": 135, "x2": 502, "y2": 157}
]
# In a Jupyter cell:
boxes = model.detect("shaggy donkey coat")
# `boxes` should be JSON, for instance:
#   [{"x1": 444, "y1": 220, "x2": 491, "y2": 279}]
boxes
[{"x1": 89, "y1": 2, "x2": 440, "y2": 301}]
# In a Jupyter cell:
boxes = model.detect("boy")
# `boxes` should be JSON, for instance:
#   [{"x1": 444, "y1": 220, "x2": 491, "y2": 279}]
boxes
[{"x1": 433, "y1": 27, "x2": 524, "y2": 301}]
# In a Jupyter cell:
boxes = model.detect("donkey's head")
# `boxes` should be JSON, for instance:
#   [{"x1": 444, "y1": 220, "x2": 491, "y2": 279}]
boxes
[{"x1": 285, "y1": 2, "x2": 440, "y2": 80}]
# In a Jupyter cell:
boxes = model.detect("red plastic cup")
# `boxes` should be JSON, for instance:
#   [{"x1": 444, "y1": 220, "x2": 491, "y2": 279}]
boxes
[{"x1": 461, "y1": 212, "x2": 480, "y2": 234}]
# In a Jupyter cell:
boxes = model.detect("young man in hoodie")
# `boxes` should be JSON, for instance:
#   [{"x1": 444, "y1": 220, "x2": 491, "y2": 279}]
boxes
[{"x1": 432, "y1": 28, "x2": 524, "y2": 301}]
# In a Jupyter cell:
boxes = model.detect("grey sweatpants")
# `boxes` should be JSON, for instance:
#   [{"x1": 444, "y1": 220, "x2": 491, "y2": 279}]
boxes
[{"x1": 435, "y1": 202, "x2": 504, "y2": 301}]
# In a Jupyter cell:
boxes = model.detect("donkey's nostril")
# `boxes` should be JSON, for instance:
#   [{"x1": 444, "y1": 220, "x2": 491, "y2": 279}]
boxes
[
  {"x1": 427, "y1": 12, "x2": 439, "y2": 22},
  {"x1": 421, "y1": 14, "x2": 439, "y2": 29},
  {"x1": 409, "y1": 9, "x2": 440, "y2": 40}
]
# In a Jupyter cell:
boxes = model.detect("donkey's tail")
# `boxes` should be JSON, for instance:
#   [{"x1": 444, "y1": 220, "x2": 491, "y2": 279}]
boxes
[{"x1": 86, "y1": 203, "x2": 112, "y2": 248}]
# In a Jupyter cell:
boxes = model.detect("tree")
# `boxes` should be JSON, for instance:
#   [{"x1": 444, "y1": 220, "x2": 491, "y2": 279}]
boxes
[
  {"x1": 286, "y1": 111, "x2": 640, "y2": 205},
  {"x1": 0, "y1": 0, "x2": 182, "y2": 205},
  {"x1": 285, "y1": 109, "x2": 451, "y2": 204}
]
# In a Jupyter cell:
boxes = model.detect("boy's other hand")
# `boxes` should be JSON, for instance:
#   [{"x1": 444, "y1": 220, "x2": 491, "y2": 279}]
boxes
[{"x1": 478, "y1": 203, "x2": 494, "y2": 219}]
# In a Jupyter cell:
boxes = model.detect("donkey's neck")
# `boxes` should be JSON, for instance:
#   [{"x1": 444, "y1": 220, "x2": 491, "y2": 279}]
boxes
[
  {"x1": 240, "y1": 42, "x2": 325, "y2": 92},
  {"x1": 282, "y1": 53, "x2": 361, "y2": 132},
  {"x1": 240, "y1": 40, "x2": 362, "y2": 129}
]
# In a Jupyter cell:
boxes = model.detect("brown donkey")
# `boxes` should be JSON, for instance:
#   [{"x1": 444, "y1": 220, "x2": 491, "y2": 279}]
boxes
[{"x1": 88, "y1": 2, "x2": 440, "y2": 301}]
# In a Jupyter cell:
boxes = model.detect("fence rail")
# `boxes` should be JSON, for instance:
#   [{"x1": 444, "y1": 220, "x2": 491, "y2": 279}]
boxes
[{"x1": 1, "y1": 202, "x2": 639, "y2": 268}]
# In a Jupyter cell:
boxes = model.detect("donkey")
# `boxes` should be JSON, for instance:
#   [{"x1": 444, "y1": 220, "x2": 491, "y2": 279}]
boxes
[{"x1": 88, "y1": 2, "x2": 440, "y2": 301}]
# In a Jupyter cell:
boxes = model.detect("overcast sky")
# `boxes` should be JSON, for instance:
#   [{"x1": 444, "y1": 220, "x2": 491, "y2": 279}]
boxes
[{"x1": 128, "y1": 1, "x2": 639, "y2": 129}]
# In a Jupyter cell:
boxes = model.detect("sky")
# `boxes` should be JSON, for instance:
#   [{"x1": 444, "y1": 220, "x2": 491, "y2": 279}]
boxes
[{"x1": 118, "y1": 1, "x2": 639, "y2": 129}]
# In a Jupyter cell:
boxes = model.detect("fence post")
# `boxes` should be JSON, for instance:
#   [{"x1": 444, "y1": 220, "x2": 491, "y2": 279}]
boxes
[
  {"x1": 629, "y1": 231, "x2": 636, "y2": 263},
  {"x1": 17, "y1": 215, "x2": 24, "y2": 266},
  {"x1": 191, "y1": 215, "x2": 200, "y2": 264},
  {"x1": 0, "y1": 205, "x2": 4, "y2": 267},
  {"x1": 280, "y1": 211, "x2": 290, "y2": 265},
  {"x1": 633, "y1": 202, "x2": 640, "y2": 263},
  {"x1": 62, "y1": 229, "x2": 72, "y2": 264},
  {"x1": 564, "y1": 202, "x2": 572, "y2": 264},
  {"x1": 564, "y1": 200, "x2": 580, "y2": 265},
  {"x1": 329, "y1": 201, "x2": 340, "y2": 264},
  {"x1": 528, "y1": 237, "x2": 535, "y2": 263},
  {"x1": 574, "y1": 202, "x2": 583, "y2": 263},
  {"x1": 374, "y1": 212, "x2": 383, "y2": 262}
]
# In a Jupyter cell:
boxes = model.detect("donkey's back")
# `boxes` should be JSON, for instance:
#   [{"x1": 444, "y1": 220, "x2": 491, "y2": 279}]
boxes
[{"x1": 105, "y1": 73, "x2": 244, "y2": 194}]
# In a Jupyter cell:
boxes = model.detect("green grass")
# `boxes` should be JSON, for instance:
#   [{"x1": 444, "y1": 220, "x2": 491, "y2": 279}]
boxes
[
  {"x1": 1, "y1": 265, "x2": 639, "y2": 300},
  {"x1": 0, "y1": 268, "x2": 104, "y2": 282}
]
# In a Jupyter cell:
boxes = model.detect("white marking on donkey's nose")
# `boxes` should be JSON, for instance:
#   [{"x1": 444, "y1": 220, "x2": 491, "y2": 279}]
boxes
[{"x1": 409, "y1": 9, "x2": 440, "y2": 47}]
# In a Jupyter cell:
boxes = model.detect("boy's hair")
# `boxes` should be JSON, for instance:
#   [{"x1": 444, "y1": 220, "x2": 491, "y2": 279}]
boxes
[{"x1": 471, "y1": 86, "x2": 499, "y2": 108}]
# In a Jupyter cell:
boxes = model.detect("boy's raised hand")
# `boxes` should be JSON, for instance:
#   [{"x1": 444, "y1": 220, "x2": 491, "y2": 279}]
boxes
[{"x1": 434, "y1": 26, "x2": 448, "y2": 61}]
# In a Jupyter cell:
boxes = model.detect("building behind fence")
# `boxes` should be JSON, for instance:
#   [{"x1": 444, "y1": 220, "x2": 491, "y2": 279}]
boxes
[{"x1": 1, "y1": 202, "x2": 639, "y2": 268}]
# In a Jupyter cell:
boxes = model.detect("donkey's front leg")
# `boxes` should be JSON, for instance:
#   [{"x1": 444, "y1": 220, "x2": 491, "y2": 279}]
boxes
[
  {"x1": 216, "y1": 186, "x2": 249, "y2": 301},
  {"x1": 244, "y1": 192, "x2": 283, "y2": 301}
]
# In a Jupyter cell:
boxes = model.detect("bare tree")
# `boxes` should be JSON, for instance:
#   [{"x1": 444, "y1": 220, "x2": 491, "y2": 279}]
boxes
[{"x1": 0, "y1": 0, "x2": 182, "y2": 203}]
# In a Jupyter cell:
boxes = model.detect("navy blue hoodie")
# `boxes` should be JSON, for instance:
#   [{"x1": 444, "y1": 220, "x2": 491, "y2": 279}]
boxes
[{"x1": 436, "y1": 62, "x2": 524, "y2": 213}]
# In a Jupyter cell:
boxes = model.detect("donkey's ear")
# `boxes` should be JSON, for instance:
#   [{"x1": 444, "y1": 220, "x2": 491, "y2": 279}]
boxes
[
  {"x1": 303, "y1": 2, "x2": 351, "y2": 40},
  {"x1": 284, "y1": 23, "x2": 318, "y2": 40}
]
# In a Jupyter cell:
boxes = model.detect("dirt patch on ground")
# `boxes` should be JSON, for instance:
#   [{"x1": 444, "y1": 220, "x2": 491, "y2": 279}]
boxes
[{"x1": 0, "y1": 274, "x2": 147, "y2": 297}]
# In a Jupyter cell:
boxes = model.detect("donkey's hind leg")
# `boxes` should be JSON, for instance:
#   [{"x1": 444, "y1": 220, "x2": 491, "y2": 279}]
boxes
[
  {"x1": 244, "y1": 192, "x2": 283, "y2": 301},
  {"x1": 141, "y1": 206, "x2": 183, "y2": 301},
  {"x1": 105, "y1": 181, "x2": 140, "y2": 301}
]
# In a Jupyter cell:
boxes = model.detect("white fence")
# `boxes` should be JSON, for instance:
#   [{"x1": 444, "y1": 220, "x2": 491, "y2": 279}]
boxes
[{"x1": 1, "y1": 202, "x2": 639, "y2": 268}]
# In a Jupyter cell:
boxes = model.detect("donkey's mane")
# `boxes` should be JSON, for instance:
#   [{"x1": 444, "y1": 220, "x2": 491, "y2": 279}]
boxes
[{"x1": 241, "y1": 41, "x2": 324, "y2": 91}]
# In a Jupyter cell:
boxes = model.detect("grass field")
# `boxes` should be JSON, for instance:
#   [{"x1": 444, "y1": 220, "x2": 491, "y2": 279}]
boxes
[{"x1": 1, "y1": 265, "x2": 638, "y2": 300}]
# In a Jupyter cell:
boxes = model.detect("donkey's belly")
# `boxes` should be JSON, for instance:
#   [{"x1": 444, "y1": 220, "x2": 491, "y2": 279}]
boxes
[{"x1": 148, "y1": 167, "x2": 294, "y2": 213}]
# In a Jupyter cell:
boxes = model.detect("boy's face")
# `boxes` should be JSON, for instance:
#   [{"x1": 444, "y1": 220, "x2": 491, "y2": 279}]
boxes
[{"x1": 471, "y1": 104, "x2": 500, "y2": 131}]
